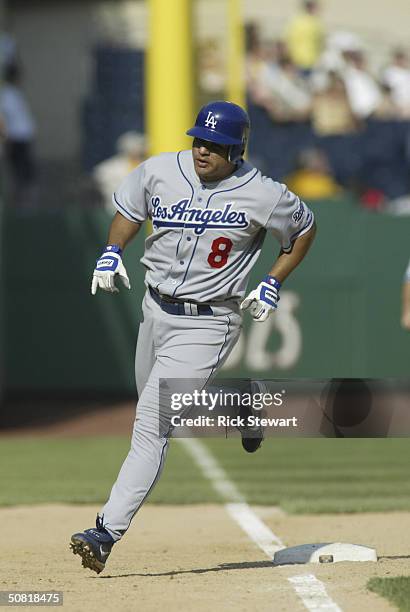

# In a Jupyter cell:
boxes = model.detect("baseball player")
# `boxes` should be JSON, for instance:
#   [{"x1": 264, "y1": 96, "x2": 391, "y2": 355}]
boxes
[{"x1": 70, "y1": 100, "x2": 316, "y2": 573}]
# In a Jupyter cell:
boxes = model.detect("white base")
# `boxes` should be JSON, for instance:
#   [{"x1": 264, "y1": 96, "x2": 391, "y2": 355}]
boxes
[{"x1": 273, "y1": 542, "x2": 377, "y2": 566}]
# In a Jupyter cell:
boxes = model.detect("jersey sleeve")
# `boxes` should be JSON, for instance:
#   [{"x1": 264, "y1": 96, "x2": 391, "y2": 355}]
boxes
[
  {"x1": 112, "y1": 162, "x2": 148, "y2": 224},
  {"x1": 265, "y1": 184, "x2": 314, "y2": 252}
]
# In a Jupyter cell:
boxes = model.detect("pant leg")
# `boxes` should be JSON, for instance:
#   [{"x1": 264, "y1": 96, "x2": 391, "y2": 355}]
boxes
[
  {"x1": 135, "y1": 291, "x2": 157, "y2": 396},
  {"x1": 101, "y1": 293, "x2": 241, "y2": 540}
]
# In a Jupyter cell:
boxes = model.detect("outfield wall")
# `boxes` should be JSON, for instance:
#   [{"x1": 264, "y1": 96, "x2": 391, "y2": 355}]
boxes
[{"x1": 4, "y1": 198, "x2": 410, "y2": 394}]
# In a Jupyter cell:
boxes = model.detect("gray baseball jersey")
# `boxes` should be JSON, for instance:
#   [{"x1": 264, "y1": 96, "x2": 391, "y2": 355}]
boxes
[{"x1": 113, "y1": 149, "x2": 314, "y2": 303}]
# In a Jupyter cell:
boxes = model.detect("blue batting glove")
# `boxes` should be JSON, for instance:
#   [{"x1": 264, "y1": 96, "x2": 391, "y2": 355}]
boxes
[
  {"x1": 240, "y1": 275, "x2": 281, "y2": 322},
  {"x1": 91, "y1": 245, "x2": 131, "y2": 295}
]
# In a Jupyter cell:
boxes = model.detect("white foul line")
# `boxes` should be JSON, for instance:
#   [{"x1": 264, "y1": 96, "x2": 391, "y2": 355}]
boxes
[
  {"x1": 178, "y1": 438, "x2": 284, "y2": 556},
  {"x1": 288, "y1": 575, "x2": 342, "y2": 612},
  {"x1": 179, "y1": 438, "x2": 342, "y2": 612},
  {"x1": 225, "y1": 502, "x2": 285, "y2": 558}
]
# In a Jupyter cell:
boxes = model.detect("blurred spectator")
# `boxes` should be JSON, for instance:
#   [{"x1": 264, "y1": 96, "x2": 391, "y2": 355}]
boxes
[
  {"x1": 0, "y1": 31, "x2": 17, "y2": 72},
  {"x1": 312, "y1": 71, "x2": 357, "y2": 135},
  {"x1": 359, "y1": 188, "x2": 386, "y2": 211},
  {"x1": 198, "y1": 38, "x2": 225, "y2": 97},
  {"x1": 247, "y1": 40, "x2": 312, "y2": 123},
  {"x1": 0, "y1": 63, "x2": 37, "y2": 209},
  {"x1": 266, "y1": 43, "x2": 312, "y2": 121},
  {"x1": 93, "y1": 131, "x2": 146, "y2": 212},
  {"x1": 284, "y1": 148, "x2": 342, "y2": 199},
  {"x1": 316, "y1": 31, "x2": 363, "y2": 77},
  {"x1": 372, "y1": 82, "x2": 400, "y2": 120},
  {"x1": 245, "y1": 22, "x2": 410, "y2": 207},
  {"x1": 285, "y1": 1, "x2": 325, "y2": 76},
  {"x1": 341, "y1": 50, "x2": 382, "y2": 119},
  {"x1": 401, "y1": 258, "x2": 410, "y2": 331},
  {"x1": 382, "y1": 49, "x2": 410, "y2": 119},
  {"x1": 245, "y1": 23, "x2": 270, "y2": 106},
  {"x1": 245, "y1": 22, "x2": 260, "y2": 55},
  {"x1": 384, "y1": 194, "x2": 410, "y2": 216}
]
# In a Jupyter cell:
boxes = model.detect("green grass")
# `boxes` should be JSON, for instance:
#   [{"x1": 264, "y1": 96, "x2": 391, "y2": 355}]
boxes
[
  {"x1": 207, "y1": 437, "x2": 410, "y2": 513},
  {"x1": 0, "y1": 437, "x2": 218, "y2": 506},
  {"x1": 368, "y1": 577, "x2": 410, "y2": 611},
  {"x1": 1, "y1": 437, "x2": 410, "y2": 512}
]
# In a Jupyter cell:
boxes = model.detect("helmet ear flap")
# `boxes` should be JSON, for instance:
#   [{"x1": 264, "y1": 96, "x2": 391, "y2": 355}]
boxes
[
  {"x1": 228, "y1": 127, "x2": 249, "y2": 163},
  {"x1": 228, "y1": 144, "x2": 245, "y2": 163}
]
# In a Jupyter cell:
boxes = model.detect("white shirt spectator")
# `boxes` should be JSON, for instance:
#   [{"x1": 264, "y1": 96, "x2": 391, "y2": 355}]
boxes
[
  {"x1": 93, "y1": 132, "x2": 146, "y2": 212},
  {"x1": 0, "y1": 83, "x2": 36, "y2": 141},
  {"x1": 343, "y1": 65, "x2": 382, "y2": 119},
  {"x1": 266, "y1": 63, "x2": 312, "y2": 113},
  {"x1": 383, "y1": 65, "x2": 410, "y2": 117}
]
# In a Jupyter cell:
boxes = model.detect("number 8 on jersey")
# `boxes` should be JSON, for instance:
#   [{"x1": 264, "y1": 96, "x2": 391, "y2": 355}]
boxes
[{"x1": 207, "y1": 237, "x2": 233, "y2": 268}]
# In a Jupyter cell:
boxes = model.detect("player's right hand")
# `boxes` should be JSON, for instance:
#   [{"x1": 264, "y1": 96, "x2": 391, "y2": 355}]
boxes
[{"x1": 91, "y1": 245, "x2": 131, "y2": 295}]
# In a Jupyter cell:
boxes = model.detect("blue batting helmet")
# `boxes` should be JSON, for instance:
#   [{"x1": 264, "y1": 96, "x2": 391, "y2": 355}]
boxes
[{"x1": 186, "y1": 100, "x2": 250, "y2": 163}]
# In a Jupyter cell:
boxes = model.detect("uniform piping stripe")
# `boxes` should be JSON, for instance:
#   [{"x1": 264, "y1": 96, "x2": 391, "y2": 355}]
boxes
[
  {"x1": 174, "y1": 151, "x2": 194, "y2": 261},
  {"x1": 173, "y1": 235, "x2": 200, "y2": 297},
  {"x1": 282, "y1": 211, "x2": 314, "y2": 253},
  {"x1": 172, "y1": 152, "x2": 195, "y2": 296},
  {"x1": 174, "y1": 233, "x2": 183, "y2": 260},
  {"x1": 177, "y1": 150, "x2": 195, "y2": 190},
  {"x1": 207, "y1": 314, "x2": 231, "y2": 383},
  {"x1": 153, "y1": 221, "x2": 248, "y2": 231},
  {"x1": 113, "y1": 193, "x2": 142, "y2": 224},
  {"x1": 206, "y1": 168, "x2": 259, "y2": 205},
  {"x1": 123, "y1": 438, "x2": 169, "y2": 533},
  {"x1": 214, "y1": 227, "x2": 266, "y2": 281},
  {"x1": 227, "y1": 235, "x2": 265, "y2": 285},
  {"x1": 288, "y1": 211, "x2": 314, "y2": 244}
]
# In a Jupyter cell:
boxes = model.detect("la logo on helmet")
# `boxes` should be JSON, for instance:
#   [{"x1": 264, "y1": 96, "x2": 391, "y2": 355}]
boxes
[{"x1": 204, "y1": 111, "x2": 217, "y2": 129}]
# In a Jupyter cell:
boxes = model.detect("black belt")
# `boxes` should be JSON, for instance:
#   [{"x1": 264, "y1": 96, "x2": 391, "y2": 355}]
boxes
[{"x1": 149, "y1": 286, "x2": 213, "y2": 316}]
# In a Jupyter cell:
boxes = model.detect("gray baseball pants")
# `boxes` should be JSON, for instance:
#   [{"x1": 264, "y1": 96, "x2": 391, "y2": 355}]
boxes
[{"x1": 100, "y1": 290, "x2": 241, "y2": 540}]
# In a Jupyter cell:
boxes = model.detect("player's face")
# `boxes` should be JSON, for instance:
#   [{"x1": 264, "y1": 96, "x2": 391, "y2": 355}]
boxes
[{"x1": 192, "y1": 138, "x2": 236, "y2": 182}]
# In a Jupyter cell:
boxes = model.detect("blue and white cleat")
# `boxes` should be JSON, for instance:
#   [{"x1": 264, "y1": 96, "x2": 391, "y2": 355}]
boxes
[{"x1": 70, "y1": 516, "x2": 114, "y2": 574}]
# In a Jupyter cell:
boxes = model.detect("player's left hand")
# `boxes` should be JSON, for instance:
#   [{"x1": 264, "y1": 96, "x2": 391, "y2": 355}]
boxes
[
  {"x1": 240, "y1": 275, "x2": 281, "y2": 322},
  {"x1": 91, "y1": 245, "x2": 131, "y2": 295}
]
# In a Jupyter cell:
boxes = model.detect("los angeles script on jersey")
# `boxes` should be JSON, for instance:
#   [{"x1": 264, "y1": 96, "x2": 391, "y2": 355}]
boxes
[{"x1": 151, "y1": 196, "x2": 249, "y2": 236}]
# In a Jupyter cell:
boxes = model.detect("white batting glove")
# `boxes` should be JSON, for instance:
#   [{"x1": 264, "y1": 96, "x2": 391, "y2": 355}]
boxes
[
  {"x1": 91, "y1": 245, "x2": 131, "y2": 295},
  {"x1": 240, "y1": 275, "x2": 281, "y2": 322}
]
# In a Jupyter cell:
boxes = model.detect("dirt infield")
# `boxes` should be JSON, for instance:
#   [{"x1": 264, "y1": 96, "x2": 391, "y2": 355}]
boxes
[{"x1": 3, "y1": 504, "x2": 410, "y2": 611}]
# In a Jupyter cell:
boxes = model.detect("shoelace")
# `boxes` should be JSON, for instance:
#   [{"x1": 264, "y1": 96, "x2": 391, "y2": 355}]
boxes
[{"x1": 96, "y1": 515, "x2": 105, "y2": 531}]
